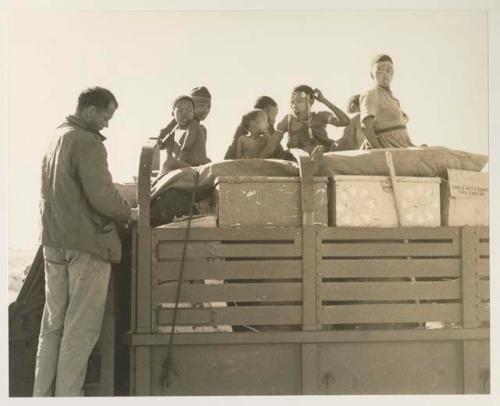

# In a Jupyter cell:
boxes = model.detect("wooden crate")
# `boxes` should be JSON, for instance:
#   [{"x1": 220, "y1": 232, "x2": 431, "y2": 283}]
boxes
[
  {"x1": 215, "y1": 176, "x2": 328, "y2": 227},
  {"x1": 441, "y1": 169, "x2": 488, "y2": 226},
  {"x1": 331, "y1": 175, "x2": 441, "y2": 227}
]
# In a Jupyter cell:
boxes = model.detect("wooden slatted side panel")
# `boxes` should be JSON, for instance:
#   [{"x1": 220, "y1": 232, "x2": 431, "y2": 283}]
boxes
[
  {"x1": 319, "y1": 226, "x2": 490, "y2": 328},
  {"x1": 319, "y1": 227, "x2": 463, "y2": 327},
  {"x1": 152, "y1": 227, "x2": 303, "y2": 330}
]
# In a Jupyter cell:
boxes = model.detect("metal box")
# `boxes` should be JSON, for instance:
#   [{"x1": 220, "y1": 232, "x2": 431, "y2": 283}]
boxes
[
  {"x1": 331, "y1": 175, "x2": 441, "y2": 227},
  {"x1": 215, "y1": 176, "x2": 328, "y2": 226},
  {"x1": 441, "y1": 169, "x2": 488, "y2": 226}
]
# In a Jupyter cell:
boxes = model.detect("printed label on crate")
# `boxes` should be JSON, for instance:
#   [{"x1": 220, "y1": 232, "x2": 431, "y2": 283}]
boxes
[
  {"x1": 448, "y1": 169, "x2": 488, "y2": 199},
  {"x1": 449, "y1": 184, "x2": 488, "y2": 198}
]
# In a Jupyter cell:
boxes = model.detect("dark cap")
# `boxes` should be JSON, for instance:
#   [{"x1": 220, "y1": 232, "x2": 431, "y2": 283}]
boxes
[{"x1": 190, "y1": 86, "x2": 211, "y2": 99}]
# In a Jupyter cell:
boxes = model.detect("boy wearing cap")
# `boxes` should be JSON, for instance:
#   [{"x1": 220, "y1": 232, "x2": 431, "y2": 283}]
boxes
[
  {"x1": 259, "y1": 85, "x2": 350, "y2": 158},
  {"x1": 158, "y1": 87, "x2": 212, "y2": 172}
]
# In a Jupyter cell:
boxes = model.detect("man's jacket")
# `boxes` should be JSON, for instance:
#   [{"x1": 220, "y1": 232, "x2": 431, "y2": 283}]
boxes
[{"x1": 39, "y1": 115, "x2": 131, "y2": 263}]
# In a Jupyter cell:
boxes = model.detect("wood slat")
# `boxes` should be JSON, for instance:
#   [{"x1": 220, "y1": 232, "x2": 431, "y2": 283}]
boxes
[
  {"x1": 478, "y1": 243, "x2": 489, "y2": 257},
  {"x1": 319, "y1": 258, "x2": 461, "y2": 278},
  {"x1": 320, "y1": 280, "x2": 461, "y2": 301},
  {"x1": 156, "y1": 260, "x2": 302, "y2": 281},
  {"x1": 478, "y1": 259, "x2": 489, "y2": 277},
  {"x1": 153, "y1": 227, "x2": 301, "y2": 241},
  {"x1": 318, "y1": 227, "x2": 460, "y2": 240},
  {"x1": 155, "y1": 282, "x2": 302, "y2": 303},
  {"x1": 322, "y1": 303, "x2": 461, "y2": 324},
  {"x1": 321, "y1": 242, "x2": 458, "y2": 257},
  {"x1": 477, "y1": 303, "x2": 490, "y2": 321},
  {"x1": 475, "y1": 227, "x2": 489, "y2": 240},
  {"x1": 157, "y1": 242, "x2": 300, "y2": 260},
  {"x1": 157, "y1": 305, "x2": 302, "y2": 326},
  {"x1": 126, "y1": 328, "x2": 490, "y2": 346},
  {"x1": 479, "y1": 281, "x2": 489, "y2": 300}
]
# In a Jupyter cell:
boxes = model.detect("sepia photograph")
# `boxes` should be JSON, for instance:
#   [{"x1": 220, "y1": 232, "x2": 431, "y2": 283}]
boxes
[{"x1": 1, "y1": 0, "x2": 498, "y2": 403}]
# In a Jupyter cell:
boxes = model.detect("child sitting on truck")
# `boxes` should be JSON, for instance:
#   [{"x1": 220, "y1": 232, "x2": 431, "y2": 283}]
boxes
[
  {"x1": 331, "y1": 94, "x2": 372, "y2": 151},
  {"x1": 158, "y1": 87, "x2": 212, "y2": 174},
  {"x1": 259, "y1": 85, "x2": 350, "y2": 159},
  {"x1": 234, "y1": 109, "x2": 271, "y2": 159},
  {"x1": 158, "y1": 95, "x2": 209, "y2": 173},
  {"x1": 224, "y1": 95, "x2": 281, "y2": 159}
]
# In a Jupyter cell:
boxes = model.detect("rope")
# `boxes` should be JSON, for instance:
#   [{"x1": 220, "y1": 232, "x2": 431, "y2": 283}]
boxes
[
  {"x1": 160, "y1": 171, "x2": 200, "y2": 389},
  {"x1": 385, "y1": 151, "x2": 402, "y2": 226}
]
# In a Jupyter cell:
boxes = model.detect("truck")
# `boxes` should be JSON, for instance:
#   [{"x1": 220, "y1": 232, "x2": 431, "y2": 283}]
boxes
[{"x1": 9, "y1": 140, "x2": 490, "y2": 396}]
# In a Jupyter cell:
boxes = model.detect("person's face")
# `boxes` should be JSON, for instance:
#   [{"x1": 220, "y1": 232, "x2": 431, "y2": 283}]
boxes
[
  {"x1": 192, "y1": 96, "x2": 211, "y2": 121},
  {"x1": 173, "y1": 99, "x2": 194, "y2": 128},
  {"x1": 290, "y1": 92, "x2": 312, "y2": 118},
  {"x1": 248, "y1": 111, "x2": 268, "y2": 134},
  {"x1": 85, "y1": 102, "x2": 117, "y2": 132},
  {"x1": 252, "y1": 111, "x2": 269, "y2": 134},
  {"x1": 371, "y1": 61, "x2": 394, "y2": 87},
  {"x1": 265, "y1": 104, "x2": 279, "y2": 127}
]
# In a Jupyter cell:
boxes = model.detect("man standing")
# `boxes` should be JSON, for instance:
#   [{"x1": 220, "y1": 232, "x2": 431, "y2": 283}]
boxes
[{"x1": 34, "y1": 87, "x2": 138, "y2": 396}]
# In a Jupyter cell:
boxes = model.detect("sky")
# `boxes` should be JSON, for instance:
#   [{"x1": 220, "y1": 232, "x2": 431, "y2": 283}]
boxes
[{"x1": 3, "y1": 9, "x2": 489, "y2": 249}]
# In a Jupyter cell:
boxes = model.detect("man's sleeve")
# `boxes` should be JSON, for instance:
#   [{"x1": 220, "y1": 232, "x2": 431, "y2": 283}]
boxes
[
  {"x1": 359, "y1": 89, "x2": 379, "y2": 124},
  {"x1": 76, "y1": 140, "x2": 131, "y2": 222}
]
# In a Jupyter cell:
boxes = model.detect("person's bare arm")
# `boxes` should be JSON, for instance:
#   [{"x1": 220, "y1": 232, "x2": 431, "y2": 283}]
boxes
[
  {"x1": 259, "y1": 130, "x2": 284, "y2": 158},
  {"x1": 236, "y1": 137, "x2": 244, "y2": 159},
  {"x1": 361, "y1": 116, "x2": 383, "y2": 149},
  {"x1": 314, "y1": 88, "x2": 350, "y2": 127}
]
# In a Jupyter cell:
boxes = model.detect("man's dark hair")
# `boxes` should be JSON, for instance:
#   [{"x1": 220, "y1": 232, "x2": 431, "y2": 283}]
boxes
[
  {"x1": 371, "y1": 54, "x2": 393, "y2": 67},
  {"x1": 254, "y1": 96, "x2": 277, "y2": 110},
  {"x1": 76, "y1": 87, "x2": 118, "y2": 113}
]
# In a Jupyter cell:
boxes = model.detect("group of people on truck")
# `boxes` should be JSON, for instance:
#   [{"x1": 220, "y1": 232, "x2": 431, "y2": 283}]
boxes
[
  {"x1": 33, "y1": 52, "x2": 414, "y2": 397},
  {"x1": 156, "y1": 53, "x2": 415, "y2": 178}
]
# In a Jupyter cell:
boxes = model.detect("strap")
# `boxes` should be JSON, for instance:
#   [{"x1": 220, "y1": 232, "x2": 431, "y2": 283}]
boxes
[
  {"x1": 160, "y1": 171, "x2": 200, "y2": 389},
  {"x1": 385, "y1": 151, "x2": 402, "y2": 226},
  {"x1": 375, "y1": 125, "x2": 406, "y2": 135}
]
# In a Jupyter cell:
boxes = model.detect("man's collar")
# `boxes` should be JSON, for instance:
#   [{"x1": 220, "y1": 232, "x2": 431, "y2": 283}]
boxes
[{"x1": 59, "y1": 115, "x2": 106, "y2": 141}]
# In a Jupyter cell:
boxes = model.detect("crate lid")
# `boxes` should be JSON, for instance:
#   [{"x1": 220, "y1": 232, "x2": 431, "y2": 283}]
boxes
[
  {"x1": 332, "y1": 175, "x2": 441, "y2": 183},
  {"x1": 215, "y1": 176, "x2": 329, "y2": 184}
]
